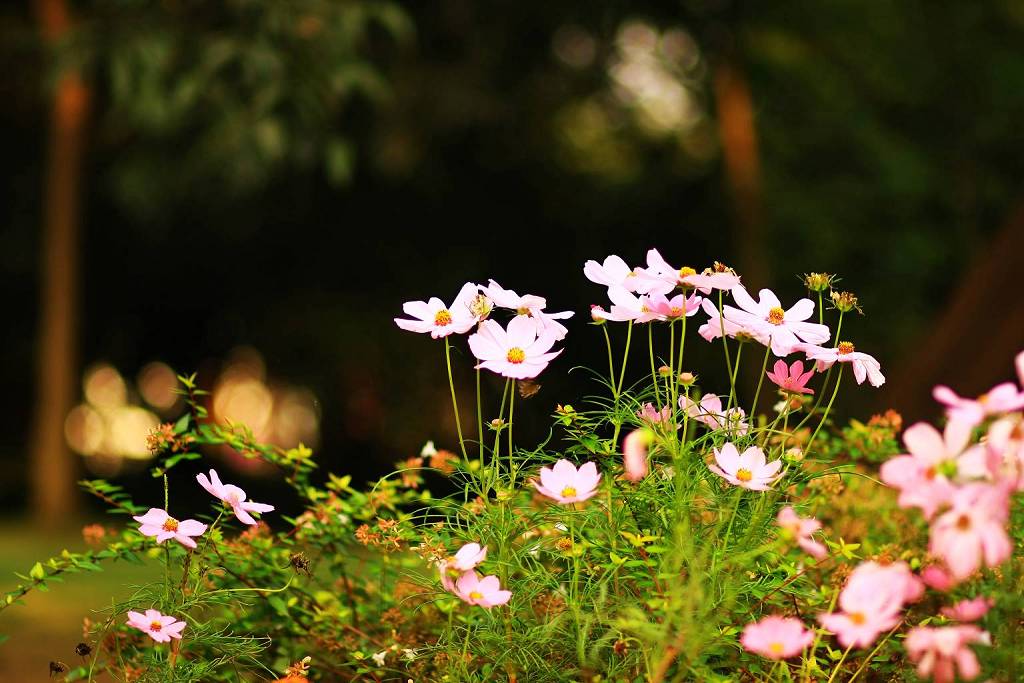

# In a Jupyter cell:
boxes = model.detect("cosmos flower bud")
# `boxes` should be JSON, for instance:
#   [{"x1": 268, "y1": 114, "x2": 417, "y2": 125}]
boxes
[
  {"x1": 658, "y1": 365, "x2": 672, "y2": 377},
  {"x1": 590, "y1": 305, "x2": 607, "y2": 323},
  {"x1": 490, "y1": 418, "x2": 505, "y2": 430},
  {"x1": 678, "y1": 372, "x2": 696, "y2": 387},
  {"x1": 803, "y1": 272, "x2": 834, "y2": 292},
  {"x1": 830, "y1": 290, "x2": 862, "y2": 313}
]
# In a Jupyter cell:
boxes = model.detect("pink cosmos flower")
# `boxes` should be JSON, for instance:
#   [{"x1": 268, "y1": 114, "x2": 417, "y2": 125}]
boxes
[
  {"x1": 133, "y1": 508, "x2": 207, "y2": 549},
  {"x1": 766, "y1": 360, "x2": 816, "y2": 395},
  {"x1": 196, "y1": 469, "x2": 275, "y2": 526},
  {"x1": 622, "y1": 429, "x2": 652, "y2": 482},
  {"x1": 929, "y1": 483, "x2": 1011, "y2": 580},
  {"x1": 879, "y1": 421, "x2": 986, "y2": 519},
  {"x1": 636, "y1": 403, "x2": 672, "y2": 426},
  {"x1": 797, "y1": 341, "x2": 885, "y2": 387},
  {"x1": 905, "y1": 625, "x2": 990, "y2": 683},
  {"x1": 1017, "y1": 349, "x2": 1024, "y2": 385},
  {"x1": 920, "y1": 565, "x2": 956, "y2": 592},
  {"x1": 697, "y1": 298, "x2": 771, "y2": 346},
  {"x1": 126, "y1": 609, "x2": 187, "y2": 643},
  {"x1": 987, "y1": 415, "x2": 1024, "y2": 489},
  {"x1": 679, "y1": 394, "x2": 749, "y2": 435},
  {"x1": 483, "y1": 279, "x2": 573, "y2": 341},
  {"x1": 590, "y1": 287, "x2": 664, "y2": 323},
  {"x1": 818, "y1": 561, "x2": 922, "y2": 648},
  {"x1": 645, "y1": 291, "x2": 703, "y2": 320},
  {"x1": 740, "y1": 616, "x2": 814, "y2": 660},
  {"x1": 468, "y1": 317, "x2": 563, "y2": 380},
  {"x1": 438, "y1": 542, "x2": 488, "y2": 593},
  {"x1": 722, "y1": 287, "x2": 830, "y2": 356},
  {"x1": 455, "y1": 571, "x2": 512, "y2": 608},
  {"x1": 941, "y1": 597, "x2": 993, "y2": 622},
  {"x1": 635, "y1": 249, "x2": 741, "y2": 295},
  {"x1": 709, "y1": 443, "x2": 782, "y2": 491},
  {"x1": 583, "y1": 254, "x2": 642, "y2": 292},
  {"x1": 394, "y1": 282, "x2": 480, "y2": 338},
  {"x1": 776, "y1": 506, "x2": 827, "y2": 560},
  {"x1": 933, "y1": 382, "x2": 1024, "y2": 427},
  {"x1": 533, "y1": 459, "x2": 601, "y2": 504}
]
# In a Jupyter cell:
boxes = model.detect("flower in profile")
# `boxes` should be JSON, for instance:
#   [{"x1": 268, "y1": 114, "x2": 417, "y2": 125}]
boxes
[
  {"x1": 636, "y1": 402, "x2": 671, "y2": 426},
  {"x1": 679, "y1": 394, "x2": 749, "y2": 435},
  {"x1": 879, "y1": 420, "x2": 986, "y2": 518},
  {"x1": 126, "y1": 609, "x2": 186, "y2": 643},
  {"x1": 533, "y1": 460, "x2": 601, "y2": 503},
  {"x1": 483, "y1": 279, "x2": 574, "y2": 341},
  {"x1": 455, "y1": 571, "x2": 512, "y2": 608},
  {"x1": 904, "y1": 624, "x2": 990, "y2": 682},
  {"x1": 438, "y1": 542, "x2": 488, "y2": 592},
  {"x1": 941, "y1": 597, "x2": 993, "y2": 622},
  {"x1": 622, "y1": 429, "x2": 652, "y2": 482},
  {"x1": 133, "y1": 509, "x2": 207, "y2": 549},
  {"x1": 767, "y1": 360, "x2": 816, "y2": 395},
  {"x1": 196, "y1": 469, "x2": 275, "y2": 526},
  {"x1": 986, "y1": 415, "x2": 1024, "y2": 489},
  {"x1": 740, "y1": 616, "x2": 814, "y2": 660},
  {"x1": 394, "y1": 282, "x2": 480, "y2": 338},
  {"x1": 468, "y1": 317, "x2": 563, "y2": 379},
  {"x1": 776, "y1": 506, "x2": 827, "y2": 560},
  {"x1": 636, "y1": 249, "x2": 741, "y2": 294},
  {"x1": 583, "y1": 254, "x2": 642, "y2": 291},
  {"x1": 722, "y1": 287, "x2": 830, "y2": 356},
  {"x1": 591, "y1": 287, "x2": 663, "y2": 323},
  {"x1": 798, "y1": 341, "x2": 885, "y2": 387},
  {"x1": 818, "y1": 561, "x2": 921, "y2": 648},
  {"x1": 929, "y1": 483, "x2": 1011, "y2": 580},
  {"x1": 709, "y1": 443, "x2": 782, "y2": 491},
  {"x1": 933, "y1": 382, "x2": 1024, "y2": 428}
]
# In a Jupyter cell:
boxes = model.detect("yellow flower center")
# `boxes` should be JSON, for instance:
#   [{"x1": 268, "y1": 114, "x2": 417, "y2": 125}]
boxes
[
  {"x1": 162, "y1": 517, "x2": 179, "y2": 532},
  {"x1": 769, "y1": 642, "x2": 784, "y2": 655},
  {"x1": 736, "y1": 469, "x2": 753, "y2": 482},
  {"x1": 978, "y1": 392, "x2": 989, "y2": 405},
  {"x1": 516, "y1": 306, "x2": 531, "y2": 316},
  {"x1": 640, "y1": 304, "x2": 650, "y2": 313},
  {"x1": 956, "y1": 514, "x2": 971, "y2": 531},
  {"x1": 767, "y1": 307, "x2": 785, "y2": 325},
  {"x1": 837, "y1": 341, "x2": 855, "y2": 355},
  {"x1": 469, "y1": 591, "x2": 483, "y2": 600},
  {"x1": 678, "y1": 266, "x2": 696, "y2": 279},
  {"x1": 150, "y1": 621, "x2": 163, "y2": 631},
  {"x1": 849, "y1": 612, "x2": 866, "y2": 625},
  {"x1": 434, "y1": 309, "x2": 453, "y2": 326},
  {"x1": 506, "y1": 347, "x2": 526, "y2": 364},
  {"x1": 560, "y1": 486, "x2": 578, "y2": 498},
  {"x1": 670, "y1": 307, "x2": 683, "y2": 317}
]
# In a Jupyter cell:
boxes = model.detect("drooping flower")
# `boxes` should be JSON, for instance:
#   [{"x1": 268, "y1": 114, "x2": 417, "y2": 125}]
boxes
[
  {"x1": 126, "y1": 609, "x2": 187, "y2": 643},
  {"x1": 438, "y1": 542, "x2": 488, "y2": 592},
  {"x1": 133, "y1": 509, "x2": 207, "y2": 549},
  {"x1": 533, "y1": 459, "x2": 601, "y2": 503},
  {"x1": 904, "y1": 625, "x2": 990, "y2": 682},
  {"x1": 740, "y1": 616, "x2": 814, "y2": 660},
  {"x1": 941, "y1": 597, "x2": 993, "y2": 622},
  {"x1": 797, "y1": 341, "x2": 885, "y2": 387},
  {"x1": 679, "y1": 394, "x2": 749, "y2": 435},
  {"x1": 766, "y1": 360, "x2": 816, "y2": 395},
  {"x1": 622, "y1": 429, "x2": 652, "y2": 482},
  {"x1": 483, "y1": 279, "x2": 574, "y2": 341},
  {"x1": 583, "y1": 254, "x2": 642, "y2": 292},
  {"x1": 818, "y1": 561, "x2": 922, "y2": 648},
  {"x1": 709, "y1": 443, "x2": 782, "y2": 491},
  {"x1": 722, "y1": 287, "x2": 830, "y2": 356},
  {"x1": 776, "y1": 506, "x2": 827, "y2": 560},
  {"x1": 929, "y1": 483, "x2": 1011, "y2": 580},
  {"x1": 467, "y1": 317, "x2": 562, "y2": 379},
  {"x1": 455, "y1": 571, "x2": 512, "y2": 608},
  {"x1": 196, "y1": 469, "x2": 275, "y2": 526},
  {"x1": 879, "y1": 421, "x2": 986, "y2": 518},
  {"x1": 636, "y1": 402, "x2": 672, "y2": 426},
  {"x1": 933, "y1": 382, "x2": 1024, "y2": 428},
  {"x1": 394, "y1": 283, "x2": 480, "y2": 338}
]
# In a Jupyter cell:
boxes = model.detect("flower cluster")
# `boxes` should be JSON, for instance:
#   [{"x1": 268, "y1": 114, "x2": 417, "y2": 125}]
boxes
[{"x1": 437, "y1": 542, "x2": 511, "y2": 608}]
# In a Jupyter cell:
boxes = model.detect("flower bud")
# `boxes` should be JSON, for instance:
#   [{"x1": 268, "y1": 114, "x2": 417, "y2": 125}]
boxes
[
  {"x1": 830, "y1": 290, "x2": 862, "y2": 314},
  {"x1": 590, "y1": 305, "x2": 607, "y2": 324},
  {"x1": 803, "y1": 272, "x2": 834, "y2": 292},
  {"x1": 657, "y1": 365, "x2": 673, "y2": 377},
  {"x1": 678, "y1": 372, "x2": 697, "y2": 387},
  {"x1": 490, "y1": 418, "x2": 505, "y2": 430}
]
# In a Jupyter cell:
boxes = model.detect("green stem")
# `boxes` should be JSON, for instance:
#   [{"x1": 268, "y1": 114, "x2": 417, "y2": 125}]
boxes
[
  {"x1": 476, "y1": 368, "x2": 484, "y2": 463},
  {"x1": 825, "y1": 644, "x2": 853, "y2": 683},
  {"x1": 726, "y1": 343, "x2": 744, "y2": 412},
  {"x1": 718, "y1": 290, "x2": 735, "y2": 395},
  {"x1": 832, "y1": 311, "x2": 844, "y2": 347},
  {"x1": 847, "y1": 623, "x2": 900, "y2": 683},
  {"x1": 602, "y1": 325, "x2": 617, "y2": 397},
  {"x1": 492, "y1": 378, "x2": 511, "y2": 472},
  {"x1": 749, "y1": 341, "x2": 772, "y2": 418},
  {"x1": 649, "y1": 324, "x2": 662, "y2": 407},
  {"x1": 444, "y1": 337, "x2": 468, "y2": 460},
  {"x1": 804, "y1": 366, "x2": 843, "y2": 457},
  {"x1": 616, "y1": 320, "x2": 633, "y2": 396},
  {"x1": 508, "y1": 380, "x2": 516, "y2": 469}
]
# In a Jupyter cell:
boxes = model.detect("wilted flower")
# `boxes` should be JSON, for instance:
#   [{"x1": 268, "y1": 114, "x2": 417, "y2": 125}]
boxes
[
  {"x1": 126, "y1": 609, "x2": 186, "y2": 643},
  {"x1": 132, "y1": 509, "x2": 207, "y2": 549},
  {"x1": 196, "y1": 469, "x2": 275, "y2": 526},
  {"x1": 533, "y1": 460, "x2": 601, "y2": 503},
  {"x1": 741, "y1": 616, "x2": 814, "y2": 660},
  {"x1": 394, "y1": 283, "x2": 480, "y2": 338},
  {"x1": 803, "y1": 272, "x2": 834, "y2": 292},
  {"x1": 830, "y1": 290, "x2": 862, "y2": 314},
  {"x1": 709, "y1": 443, "x2": 783, "y2": 491}
]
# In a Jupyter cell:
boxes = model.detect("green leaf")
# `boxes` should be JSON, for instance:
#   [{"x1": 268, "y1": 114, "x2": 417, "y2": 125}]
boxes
[{"x1": 173, "y1": 413, "x2": 191, "y2": 434}]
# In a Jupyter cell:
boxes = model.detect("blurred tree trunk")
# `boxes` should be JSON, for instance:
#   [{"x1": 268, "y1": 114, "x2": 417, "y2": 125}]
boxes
[{"x1": 29, "y1": 0, "x2": 89, "y2": 527}]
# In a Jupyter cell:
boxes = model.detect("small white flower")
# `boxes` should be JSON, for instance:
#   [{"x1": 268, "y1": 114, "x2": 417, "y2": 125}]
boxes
[
  {"x1": 372, "y1": 650, "x2": 387, "y2": 666},
  {"x1": 420, "y1": 440, "x2": 437, "y2": 457}
]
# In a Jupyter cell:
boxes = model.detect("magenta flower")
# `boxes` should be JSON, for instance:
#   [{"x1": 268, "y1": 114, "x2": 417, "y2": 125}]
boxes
[
  {"x1": 709, "y1": 443, "x2": 782, "y2": 491},
  {"x1": 127, "y1": 609, "x2": 187, "y2": 643},
  {"x1": 941, "y1": 597, "x2": 993, "y2": 622},
  {"x1": 438, "y1": 542, "x2": 487, "y2": 593},
  {"x1": 723, "y1": 286, "x2": 830, "y2": 356},
  {"x1": 741, "y1": 616, "x2": 814, "y2": 660},
  {"x1": 196, "y1": 469, "x2": 275, "y2": 526},
  {"x1": 776, "y1": 506, "x2": 827, "y2": 560},
  {"x1": 533, "y1": 459, "x2": 601, "y2": 504},
  {"x1": 905, "y1": 625, "x2": 990, "y2": 683},
  {"x1": 679, "y1": 394, "x2": 749, "y2": 435},
  {"x1": 583, "y1": 254, "x2": 642, "y2": 292},
  {"x1": 622, "y1": 429, "x2": 652, "y2": 482},
  {"x1": 818, "y1": 561, "x2": 921, "y2": 648},
  {"x1": 798, "y1": 341, "x2": 885, "y2": 387},
  {"x1": 483, "y1": 279, "x2": 573, "y2": 341},
  {"x1": 933, "y1": 382, "x2": 1024, "y2": 427},
  {"x1": 880, "y1": 421, "x2": 985, "y2": 519},
  {"x1": 455, "y1": 571, "x2": 512, "y2": 608},
  {"x1": 394, "y1": 282, "x2": 480, "y2": 338},
  {"x1": 929, "y1": 483, "x2": 1011, "y2": 580},
  {"x1": 133, "y1": 509, "x2": 207, "y2": 549},
  {"x1": 468, "y1": 317, "x2": 562, "y2": 379},
  {"x1": 766, "y1": 360, "x2": 815, "y2": 395}
]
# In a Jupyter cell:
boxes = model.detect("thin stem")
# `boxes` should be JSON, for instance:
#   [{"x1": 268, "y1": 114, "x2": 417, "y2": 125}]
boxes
[
  {"x1": 508, "y1": 380, "x2": 516, "y2": 468},
  {"x1": 444, "y1": 337, "x2": 468, "y2": 460},
  {"x1": 825, "y1": 644, "x2": 854, "y2": 683},
  {"x1": 476, "y1": 368, "x2": 484, "y2": 462},
  {"x1": 726, "y1": 343, "x2": 744, "y2": 411},
  {"x1": 832, "y1": 311, "x2": 844, "y2": 347},
  {"x1": 847, "y1": 622, "x2": 901, "y2": 683},
  {"x1": 717, "y1": 290, "x2": 735, "y2": 394},
  {"x1": 616, "y1": 320, "x2": 633, "y2": 396},
  {"x1": 649, "y1": 324, "x2": 662, "y2": 407},
  {"x1": 749, "y1": 341, "x2": 772, "y2": 418},
  {"x1": 492, "y1": 378, "x2": 511, "y2": 470},
  {"x1": 817, "y1": 291, "x2": 823, "y2": 325},
  {"x1": 804, "y1": 366, "x2": 844, "y2": 456}
]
